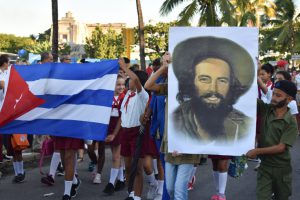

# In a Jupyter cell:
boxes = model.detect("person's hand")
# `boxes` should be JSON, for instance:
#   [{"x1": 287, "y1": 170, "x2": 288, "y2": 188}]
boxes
[
  {"x1": 256, "y1": 57, "x2": 262, "y2": 70},
  {"x1": 246, "y1": 149, "x2": 257, "y2": 159},
  {"x1": 139, "y1": 114, "x2": 149, "y2": 126},
  {"x1": 105, "y1": 134, "x2": 115, "y2": 142},
  {"x1": 162, "y1": 52, "x2": 172, "y2": 67},
  {"x1": 172, "y1": 151, "x2": 182, "y2": 157},
  {"x1": 118, "y1": 57, "x2": 126, "y2": 70}
]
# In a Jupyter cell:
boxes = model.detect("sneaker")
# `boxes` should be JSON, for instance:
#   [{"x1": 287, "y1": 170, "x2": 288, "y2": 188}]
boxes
[
  {"x1": 187, "y1": 175, "x2": 196, "y2": 190},
  {"x1": 115, "y1": 180, "x2": 125, "y2": 191},
  {"x1": 57, "y1": 163, "x2": 65, "y2": 176},
  {"x1": 13, "y1": 173, "x2": 25, "y2": 183},
  {"x1": 3, "y1": 154, "x2": 12, "y2": 161},
  {"x1": 41, "y1": 174, "x2": 55, "y2": 186},
  {"x1": 103, "y1": 183, "x2": 115, "y2": 195},
  {"x1": 93, "y1": 173, "x2": 101, "y2": 184},
  {"x1": 70, "y1": 177, "x2": 81, "y2": 197},
  {"x1": 210, "y1": 194, "x2": 219, "y2": 200},
  {"x1": 147, "y1": 183, "x2": 158, "y2": 199},
  {"x1": 199, "y1": 157, "x2": 207, "y2": 165},
  {"x1": 88, "y1": 162, "x2": 96, "y2": 172},
  {"x1": 62, "y1": 195, "x2": 71, "y2": 200},
  {"x1": 153, "y1": 193, "x2": 163, "y2": 200},
  {"x1": 124, "y1": 197, "x2": 134, "y2": 200}
]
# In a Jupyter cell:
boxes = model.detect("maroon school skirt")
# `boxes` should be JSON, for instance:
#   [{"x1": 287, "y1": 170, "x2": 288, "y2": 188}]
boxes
[
  {"x1": 106, "y1": 117, "x2": 121, "y2": 146},
  {"x1": 143, "y1": 123, "x2": 159, "y2": 158},
  {"x1": 54, "y1": 136, "x2": 84, "y2": 150}
]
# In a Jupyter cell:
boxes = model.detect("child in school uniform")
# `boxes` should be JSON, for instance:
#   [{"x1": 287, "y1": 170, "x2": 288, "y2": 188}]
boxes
[{"x1": 118, "y1": 58, "x2": 149, "y2": 200}]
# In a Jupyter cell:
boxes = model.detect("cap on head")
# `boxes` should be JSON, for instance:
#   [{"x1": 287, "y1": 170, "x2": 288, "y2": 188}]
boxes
[{"x1": 274, "y1": 80, "x2": 297, "y2": 99}]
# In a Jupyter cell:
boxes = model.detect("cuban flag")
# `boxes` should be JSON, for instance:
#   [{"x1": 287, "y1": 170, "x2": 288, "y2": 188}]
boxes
[{"x1": 0, "y1": 60, "x2": 119, "y2": 141}]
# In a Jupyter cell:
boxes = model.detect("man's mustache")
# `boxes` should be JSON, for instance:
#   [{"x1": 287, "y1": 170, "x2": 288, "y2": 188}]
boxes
[{"x1": 201, "y1": 92, "x2": 224, "y2": 100}]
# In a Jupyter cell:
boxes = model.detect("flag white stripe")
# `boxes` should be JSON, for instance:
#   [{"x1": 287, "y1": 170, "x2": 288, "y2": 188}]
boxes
[
  {"x1": 27, "y1": 74, "x2": 117, "y2": 95},
  {"x1": 16, "y1": 104, "x2": 111, "y2": 124}
]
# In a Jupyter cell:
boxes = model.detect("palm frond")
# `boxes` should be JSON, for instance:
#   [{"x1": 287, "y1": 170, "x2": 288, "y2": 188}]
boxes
[
  {"x1": 177, "y1": 0, "x2": 199, "y2": 26},
  {"x1": 160, "y1": 0, "x2": 187, "y2": 16}
]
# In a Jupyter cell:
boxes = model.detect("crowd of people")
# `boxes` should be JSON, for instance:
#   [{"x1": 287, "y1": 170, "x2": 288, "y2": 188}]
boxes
[{"x1": 0, "y1": 51, "x2": 300, "y2": 200}]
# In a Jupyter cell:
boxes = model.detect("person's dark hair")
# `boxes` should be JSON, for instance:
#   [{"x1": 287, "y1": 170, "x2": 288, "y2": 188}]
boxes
[
  {"x1": 41, "y1": 52, "x2": 51, "y2": 62},
  {"x1": 0, "y1": 54, "x2": 9, "y2": 66},
  {"x1": 177, "y1": 56, "x2": 244, "y2": 106},
  {"x1": 134, "y1": 70, "x2": 150, "y2": 95},
  {"x1": 152, "y1": 58, "x2": 161, "y2": 67},
  {"x1": 129, "y1": 64, "x2": 140, "y2": 72},
  {"x1": 123, "y1": 57, "x2": 130, "y2": 64},
  {"x1": 261, "y1": 63, "x2": 274, "y2": 75},
  {"x1": 276, "y1": 70, "x2": 292, "y2": 81}
]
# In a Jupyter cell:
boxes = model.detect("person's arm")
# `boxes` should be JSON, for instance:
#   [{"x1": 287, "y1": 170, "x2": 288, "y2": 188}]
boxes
[
  {"x1": 105, "y1": 118, "x2": 121, "y2": 142},
  {"x1": 257, "y1": 77, "x2": 268, "y2": 94},
  {"x1": 246, "y1": 143, "x2": 286, "y2": 159},
  {"x1": 118, "y1": 58, "x2": 143, "y2": 93},
  {"x1": 144, "y1": 52, "x2": 171, "y2": 92}
]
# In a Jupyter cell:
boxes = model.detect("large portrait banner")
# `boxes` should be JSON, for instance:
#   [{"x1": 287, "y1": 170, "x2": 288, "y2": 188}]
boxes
[{"x1": 168, "y1": 27, "x2": 258, "y2": 156}]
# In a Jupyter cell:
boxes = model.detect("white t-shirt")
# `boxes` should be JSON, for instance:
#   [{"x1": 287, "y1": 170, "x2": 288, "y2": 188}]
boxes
[
  {"x1": 295, "y1": 74, "x2": 300, "y2": 90},
  {"x1": 288, "y1": 100, "x2": 298, "y2": 115},
  {"x1": 111, "y1": 95, "x2": 120, "y2": 117},
  {"x1": 120, "y1": 87, "x2": 149, "y2": 128},
  {"x1": 259, "y1": 84, "x2": 273, "y2": 104}
]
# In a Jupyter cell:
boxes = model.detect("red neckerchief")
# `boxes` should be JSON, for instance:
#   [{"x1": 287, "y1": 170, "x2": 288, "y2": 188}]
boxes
[
  {"x1": 112, "y1": 92, "x2": 125, "y2": 109},
  {"x1": 124, "y1": 91, "x2": 136, "y2": 112}
]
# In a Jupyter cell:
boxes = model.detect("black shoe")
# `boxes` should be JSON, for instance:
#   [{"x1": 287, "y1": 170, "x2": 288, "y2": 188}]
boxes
[
  {"x1": 124, "y1": 197, "x2": 134, "y2": 200},
  {"x1": 115, "y1": 180, "x2": 125, "y2": 191},
  {"x1": 62, "y1": 195, "x2": 71, "y2": 200},
  {"x1": 103, "y1": 183, "x2": 115, "y2": 195},
  {"x1": 199, "y1": 158, "x2": 207, "y2": 165},
  {"x1": 13, "y1": 173, "x2": 25, "y2": 183},
  {"x1": 3, "y1": 154, "x2": 12, "y2": 161},
  {"x1": 57, "y1": 163, "x2": 65, "y2": 176},
  {"x1": 70, "y1": 178, "x2": 81, "y2": 197},
  {"x1": 41, "y1": 174, "x2": 55, "y2": 186},
  {"x1": 155, "y1": 173, "x2": 159, "y2": 180}
]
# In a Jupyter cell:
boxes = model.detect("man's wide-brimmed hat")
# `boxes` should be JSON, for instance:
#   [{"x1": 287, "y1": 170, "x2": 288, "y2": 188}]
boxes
[{"x1": 172, "y1": 36, "x2": 255, "y2": 94}]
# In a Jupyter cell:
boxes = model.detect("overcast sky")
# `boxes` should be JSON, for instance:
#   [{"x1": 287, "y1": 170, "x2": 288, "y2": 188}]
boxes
[{"x1": 0, "y1": 0, "x2": 299, "y2": 37}]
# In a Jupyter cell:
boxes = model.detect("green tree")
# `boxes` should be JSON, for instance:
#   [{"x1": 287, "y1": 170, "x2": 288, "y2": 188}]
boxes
[
  {"x1": 261, "y1": 0, "x2": 300, "y2": 54},
  {"x1": 84, "y1": 27, "x2": 125, "y2": 59},
  {"x1": 0, "y1": 34, "x2": 35, "y2": 53},
  {"x1": 160, "y1": 0, "x2": 236, "y2": 26},
  {"x1": 231, "y1": 0, "x2": 276, "y2": 26},
  {"x1": 139, "y1": 21, "x2": 176, "y2": 60}
]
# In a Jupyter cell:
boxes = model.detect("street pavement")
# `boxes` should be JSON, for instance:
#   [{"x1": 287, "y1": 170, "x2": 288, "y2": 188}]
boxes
[{"x1": 0, "y1": 137, "x2": 300, "y2": 200}]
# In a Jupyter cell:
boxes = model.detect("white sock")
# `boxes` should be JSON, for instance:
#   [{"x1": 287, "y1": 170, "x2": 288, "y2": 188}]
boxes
[
  {"x1": 13, "y1": 162, "x2": 18, "y2": 176},
  {"x1": 74, "y1": 154, "x2": 78, "y2": 175},
  {"x1": 153, "y1": 159, "x2": 158, "y2": 175},
  {"x1": 49, "y1": 152, "x2": 61, "y2": 178},
  {"x1": 134, "y1": 196, "x2": 141, "y2": 200},
  {"x1": 109, "y1": 168, "x2": 119, "y2": 184},
  {"x1": 146, "y1": 172, "x2": 157, "y2": 186},
  {"x1": 218, "y1": 172, "x2": 228, "y2": 195},
  {"x1": 129, "y1": 191, "x2": 135, "y2": 197},
  {"x1": 189, "y1": 167, "x2": 197, "y2": 182},
  {"x1": 213, "y1": 171, "x2": 219, "y2": 193},
  {"x1": 118, "y1": 168, "x2": 124, "y2": 182},
  {"x1": 64, "y1": 181, "x2": 73, "y2": 196},
  {"x1": 18, "y1": 161, "x2": 24, "y2": 175},
  {"x1": 72, "y1": 175, "x2": 78, "y2": 185},
  {"x1": 121, "y1": 158, "x2": 125, "y2": 170},
  {"x1": 157, "y1": 180, "x2": 164, "y2": 195}
]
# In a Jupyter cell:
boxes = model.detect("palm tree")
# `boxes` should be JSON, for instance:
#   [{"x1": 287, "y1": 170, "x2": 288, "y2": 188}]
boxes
[
  {"x1": 136, "y1": 0, "x2": 146, "y2": 70},
  {"x1": 231, "y1": 0, "x2": 276, "y2": 27},
  {"x1": 51, "y1": 0, "x2": 59, "y2": 62},
  {"x1": 261, "y1": 0, "x2": 300, "y2": 54},
  {"x1": 160, "y1": 0, "x2": 236, "y2": 26}
]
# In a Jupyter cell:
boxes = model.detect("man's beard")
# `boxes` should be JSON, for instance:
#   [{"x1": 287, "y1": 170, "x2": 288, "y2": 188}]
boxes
[
  {"x1": 271, "y1": 98, "x2": 288, "y2": 108},
  {"x1": 190, "y1": 92, "x2": 233, "y2": 139}
]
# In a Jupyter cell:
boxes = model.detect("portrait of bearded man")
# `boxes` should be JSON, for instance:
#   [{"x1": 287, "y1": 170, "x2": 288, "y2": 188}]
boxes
[{"x1": 171, "y1": 36, "x2": 255, "y2": 143}]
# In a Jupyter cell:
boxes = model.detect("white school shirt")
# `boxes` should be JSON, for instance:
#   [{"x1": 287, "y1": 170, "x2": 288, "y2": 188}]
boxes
[
  {"x1": 295, "y1": 74, "x2": 300, "y2": 90},
  {"x1": 120, "y1": 87, "x2": 149, "y2": 128},
  {"x1": 259, "y1": 84, "x2": 273, "y2": 104}
]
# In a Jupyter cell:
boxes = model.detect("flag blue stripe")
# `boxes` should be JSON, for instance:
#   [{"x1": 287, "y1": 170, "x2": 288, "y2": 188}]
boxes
[
  {"x1": 0, "y1": 119, "x2": 108, "y2": 141},
  {"x1": 15, "y1": 60, "x2": 119, "y2": 81},
  {"x1": 37, "y1": 90, "x2": 114, "y2": 108}
]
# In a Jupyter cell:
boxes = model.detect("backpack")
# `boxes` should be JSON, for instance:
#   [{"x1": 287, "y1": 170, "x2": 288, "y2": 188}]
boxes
[
  {"x1": 39, "y1": 137, "x2": 54, "y2": 175},
  {"x1": 11, "y1": 134, "x2": 29, "y2": 151}
]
